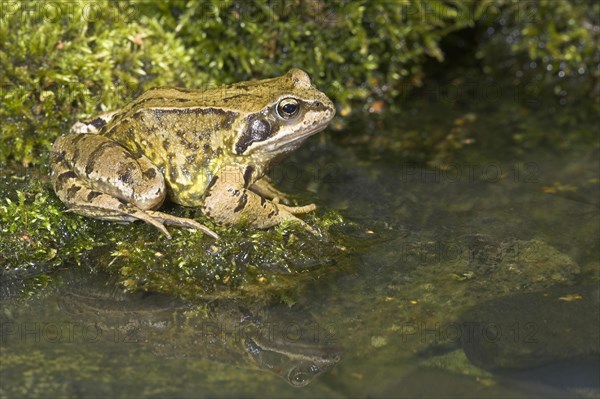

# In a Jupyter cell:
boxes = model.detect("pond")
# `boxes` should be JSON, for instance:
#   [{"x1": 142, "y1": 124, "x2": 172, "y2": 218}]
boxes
[{"x1": 1, "y1": 75, "x2": 598, "y2": 398}]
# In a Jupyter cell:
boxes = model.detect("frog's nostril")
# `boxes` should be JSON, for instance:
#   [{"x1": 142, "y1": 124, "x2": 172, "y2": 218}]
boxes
[{"x1": 314, "y1": 101, "x2": 322, "y2": 108}]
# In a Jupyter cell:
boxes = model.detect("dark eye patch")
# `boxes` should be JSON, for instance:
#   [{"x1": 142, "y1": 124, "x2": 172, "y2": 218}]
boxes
[{"x1": 235, "y1": 115, "x2": 275, "y2": 154}]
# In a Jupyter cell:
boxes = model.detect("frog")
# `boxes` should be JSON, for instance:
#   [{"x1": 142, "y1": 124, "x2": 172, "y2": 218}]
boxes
[{"x1": 50, "y1": 69, "x2": 335, "y2": 239}]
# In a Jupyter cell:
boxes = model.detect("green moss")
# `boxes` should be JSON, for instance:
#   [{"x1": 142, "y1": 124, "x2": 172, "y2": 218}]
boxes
[
  {"x1": 138, "y1": 0, "x2": 478, "y2": 107},
  {"x1": 470, "y1": 0, "x2": 600, "y2": 151},
  {"x1": 479, "y1": 0, "x2": 598, "y2": 79},
  {"x1": 94, "y1": 207, "x2": 355, "y2": 301},
  {"x1": 0, "y1": 170, "x2": 94, "y2": 269},
  {"x1": 0, "y1": 169, "x2": 99, "y2": 300},
  {"x1": 0, "y1": 166, "x2": 359, "y2": 300},
  {"x1": 1, "y1": 0, "x2": 197, "y2": 166}
]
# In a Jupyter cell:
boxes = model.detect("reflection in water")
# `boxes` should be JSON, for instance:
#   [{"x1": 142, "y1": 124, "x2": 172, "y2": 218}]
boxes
[{"x1": 52, "y1": 272, "x2": 342, "y2": 388}]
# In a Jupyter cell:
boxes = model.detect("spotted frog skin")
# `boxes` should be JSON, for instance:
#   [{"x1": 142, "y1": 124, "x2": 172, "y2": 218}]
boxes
[{"x1": 50, "y1": 69, "x2": 335, "y2": 238}]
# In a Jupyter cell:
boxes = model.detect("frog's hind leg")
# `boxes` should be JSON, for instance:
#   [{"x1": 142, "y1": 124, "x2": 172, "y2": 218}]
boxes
[
  {"x1": 51, "y1": 149, "x2": 172, "y2": 237},
  {"x1": 64, "y1": 193, "x2": 219, "y2": 239}
]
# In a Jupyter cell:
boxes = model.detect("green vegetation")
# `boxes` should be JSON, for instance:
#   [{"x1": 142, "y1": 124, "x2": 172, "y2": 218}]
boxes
[
  {"x1": 0, "y1": 167, "x2": 358, "y2": 300},
  {"x1": 479, "y1": 0, "x2": 598, "y2": 86}
]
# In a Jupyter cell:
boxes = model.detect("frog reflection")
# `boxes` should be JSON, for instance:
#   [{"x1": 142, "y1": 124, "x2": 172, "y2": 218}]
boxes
[{"x1": 57, "y1": 286, "x2": 342, "y2": 387}]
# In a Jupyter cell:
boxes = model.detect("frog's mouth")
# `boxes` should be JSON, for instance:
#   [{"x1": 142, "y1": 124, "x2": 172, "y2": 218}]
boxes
[
  {"x1": 279, "y1": 124, "x2": 328, "y2": 146},
  {"x1": 257, "y1": 123, "x2": 330, "y2": 155}
]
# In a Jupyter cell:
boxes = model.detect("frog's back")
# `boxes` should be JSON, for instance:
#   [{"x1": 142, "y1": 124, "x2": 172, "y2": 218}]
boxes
[
  {"x1": 124, "y1": 69, "x2": 324, "y2": 114},
  {"x1": 100, "y1": 93, "x2": 241, "y2": 206},
  {"x1": 95, "y1": 69, "x2": 331, "y2": 206}
]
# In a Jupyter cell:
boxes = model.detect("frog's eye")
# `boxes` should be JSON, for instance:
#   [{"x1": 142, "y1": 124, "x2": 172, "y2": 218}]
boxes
[{"x1": 276, "y1": 98, "x2": 300, "y2": 119}]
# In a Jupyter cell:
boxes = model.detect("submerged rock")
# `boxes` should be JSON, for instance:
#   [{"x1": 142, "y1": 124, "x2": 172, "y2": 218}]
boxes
[{"x1": 460, "y1": 284, "x2": 599, "y2": 370}]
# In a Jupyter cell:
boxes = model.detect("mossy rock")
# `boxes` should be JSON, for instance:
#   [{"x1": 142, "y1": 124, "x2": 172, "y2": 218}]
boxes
[{"x1": 0, "y1": 164, "x2": 367, "y2": 301}]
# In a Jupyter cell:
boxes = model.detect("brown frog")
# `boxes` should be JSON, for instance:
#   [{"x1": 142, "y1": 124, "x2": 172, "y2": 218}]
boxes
[{"x1": 50, "y1": 69, "x2": 335, "y2": 238}]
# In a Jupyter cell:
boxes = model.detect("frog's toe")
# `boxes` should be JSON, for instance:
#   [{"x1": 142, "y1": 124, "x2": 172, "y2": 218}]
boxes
[
  {"x1": 146, "y1": 211, "x2": 220, "y2": 239},
  {"x1": 250, "y1": 179, "x2": 292, "y2": 204},
  {"x1": 303, "y1": 222, "x2": 320, "y2": 236},
  {"x1": 138, "y1": 215, "x2": 171, "y2": 239},
  {"x1": 278, "y1": 203, "x2": 317, "y2": 215},
  {"x1": 289, "y1": 215, "x2": 320, "y2": 236}
]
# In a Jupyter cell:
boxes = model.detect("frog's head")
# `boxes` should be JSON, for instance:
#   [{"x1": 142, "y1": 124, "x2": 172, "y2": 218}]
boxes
[
  {"x1": 232, "y1": 69, "x2": 336, "y2": 158},
  {"x1": 243, "y1": 335, "x2": 342, "y2": 387},
  {"x1": 240, "y1": 302, "x2": 343, "y2": 387}
]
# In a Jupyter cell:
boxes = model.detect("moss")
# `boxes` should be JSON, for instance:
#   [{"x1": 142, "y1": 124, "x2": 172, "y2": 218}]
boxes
[
  {"x1": 1, "y1": 0, "x2": 197, "y2": 166},
  {"x1": 478, "y1": 0, "x2": 598, "y2": 80},
  {"x1": 138, "y1": 0, "x2": 479, "y2": 107},
  {"x1": 482, "y1": 0, "x2": 600, "y2": 148},
  {"x1": 0, "y1": 168, "x2": 99, "y2": 300},
  {"x1": 0, "y1": 165, "x2": 361, "y2": 300},
  {"x1": 0, "y1": 169, "x2": 95, "y2": 270},
  {"x1": 94, "y1": 207, "x2": 356, "y2": 301}
]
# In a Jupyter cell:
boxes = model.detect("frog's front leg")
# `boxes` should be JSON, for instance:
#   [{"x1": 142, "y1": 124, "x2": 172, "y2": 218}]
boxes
[
  {"x1": 202, "y1": 168, "x2": 317, "y2": 233},
  {"x1": 50, "y1": 134, "x2": 218, "y2": 239}
]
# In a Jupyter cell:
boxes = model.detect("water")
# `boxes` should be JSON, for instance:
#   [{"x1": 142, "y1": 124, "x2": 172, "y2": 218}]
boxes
[{"x1": 1, "y1": 80, "x2": 599, "y2": 398}]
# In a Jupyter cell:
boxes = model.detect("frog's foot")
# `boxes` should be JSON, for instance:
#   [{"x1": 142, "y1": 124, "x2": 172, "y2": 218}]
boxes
[
  {"x1": 250, "y1": 177, "x2": 291, "y2": 204},
  {"x1": 203, "y1": 169, "x2": 320, "y2": 236},
  {"x1": 68, "y1": 204, "x2": 219, "y2": 240},
  {"x1": 66, "y1": 204, "x2": 173, "y2": 239},
  {"x1": 145, "y1": 210, "x2": 220, "y2": 239}
]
